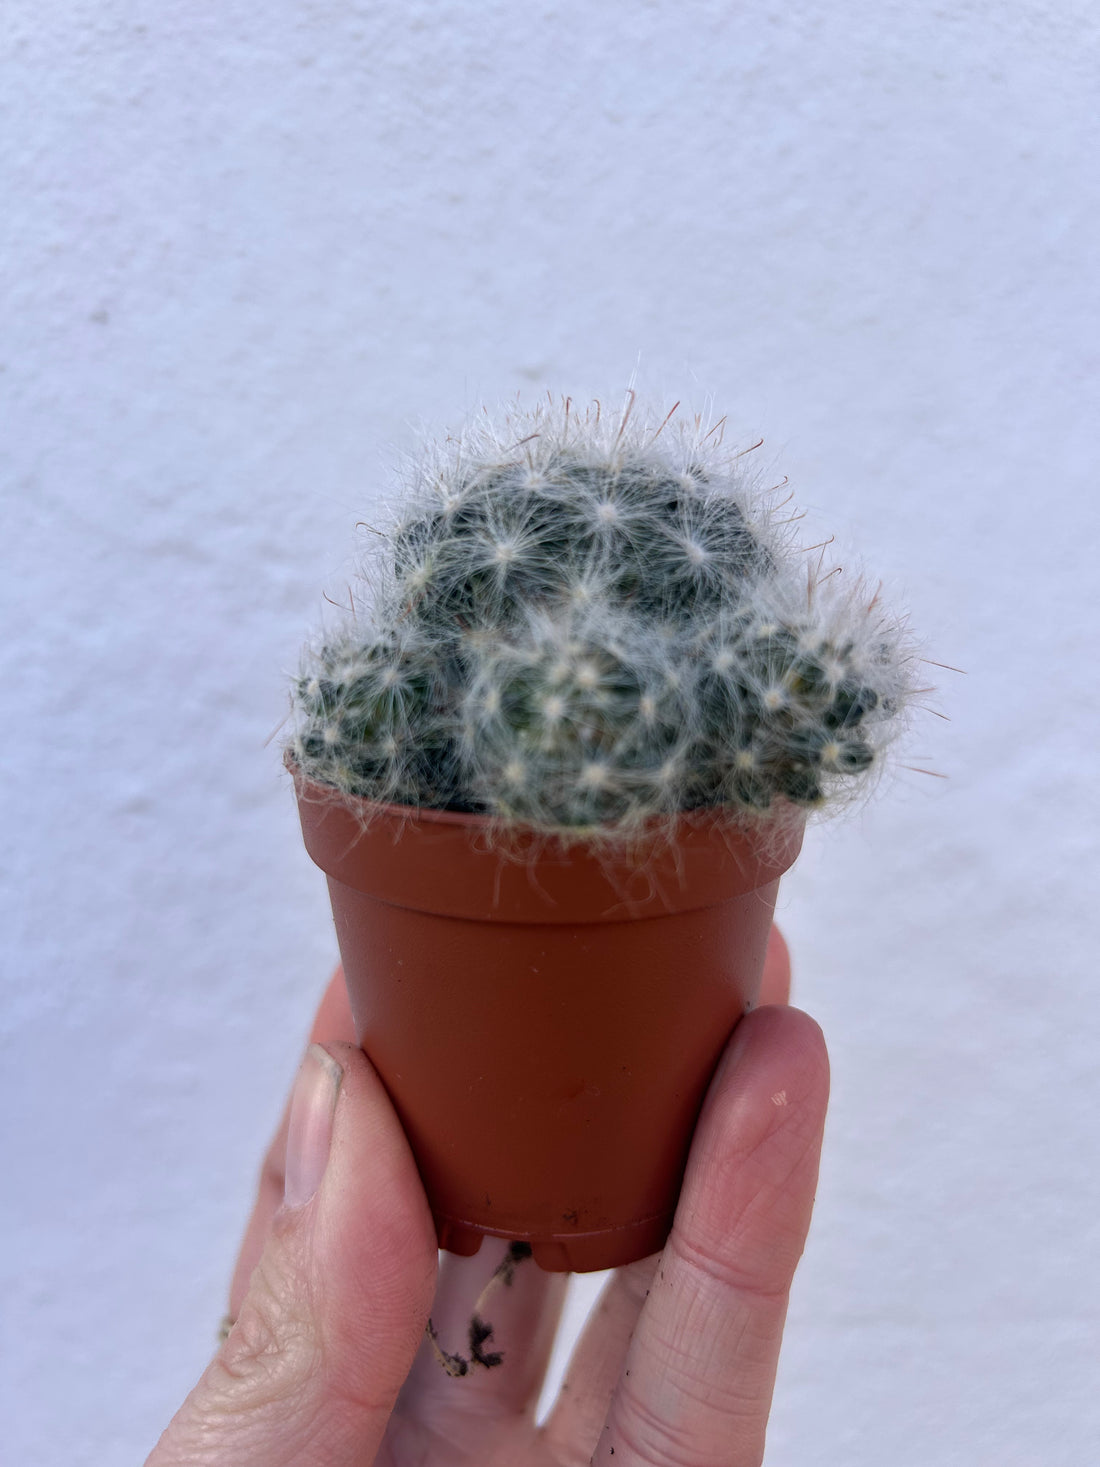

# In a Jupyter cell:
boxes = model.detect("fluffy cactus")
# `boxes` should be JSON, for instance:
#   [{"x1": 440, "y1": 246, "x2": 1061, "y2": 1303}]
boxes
[
  {"x1": 458, "y1": 604, "x2": 697, "y2": 829},
  {"x1": 290, "y1": 396, "x2": 915, "y2": 839}
]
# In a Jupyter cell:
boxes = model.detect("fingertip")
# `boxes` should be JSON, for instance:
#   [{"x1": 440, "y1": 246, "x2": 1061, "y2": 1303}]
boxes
[
  {"x1": 316, "y1": 1038, "x2": 438, "y2": 1258},
  {"x1": 711, "y1": 1003, "x2": 829, "y2": 1116},
  {"x1": 311, "y1": 1040, "x2": 438, "y2": 1350},
  {"x1": 308, "y1": 966, "x2": 357, "y2": 1045},
  {"x1": 759, "y1": 924, "x2": 792, "y2": 1005},
  {"x1": 677, "y1": 1005, "x2": 830, "y2": 1289}
]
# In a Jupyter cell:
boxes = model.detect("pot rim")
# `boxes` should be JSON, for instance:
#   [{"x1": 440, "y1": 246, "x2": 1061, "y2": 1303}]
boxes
[{"x1": 287, "y1": 755, "x2": 805, "y2": 923}]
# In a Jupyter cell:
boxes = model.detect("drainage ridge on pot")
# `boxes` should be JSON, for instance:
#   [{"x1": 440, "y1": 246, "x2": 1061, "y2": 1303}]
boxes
[{"x1": 284, "y1": 395, "x2": 919, "y2": 1272}]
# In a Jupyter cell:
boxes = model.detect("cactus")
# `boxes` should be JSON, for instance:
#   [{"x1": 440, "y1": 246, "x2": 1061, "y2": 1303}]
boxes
[{"x1": 290, "y1": 397, "x2": 914, "y2": 840}]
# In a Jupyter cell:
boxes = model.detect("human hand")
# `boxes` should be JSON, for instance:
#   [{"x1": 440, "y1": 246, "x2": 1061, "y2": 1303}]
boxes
[{"x1": 147, "y1": 928, "x2": 829, "y2": 1466}]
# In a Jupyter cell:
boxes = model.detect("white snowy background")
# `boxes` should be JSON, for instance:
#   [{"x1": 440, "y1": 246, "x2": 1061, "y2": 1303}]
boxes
[{"x1": 2, "y1": 3, "x2": 1098, "y2": 1463}]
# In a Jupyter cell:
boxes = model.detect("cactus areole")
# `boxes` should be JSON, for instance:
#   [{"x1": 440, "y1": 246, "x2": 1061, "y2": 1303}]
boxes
[{"x1": 288, "y1": 396, "x2": 914, "y2": 1271}]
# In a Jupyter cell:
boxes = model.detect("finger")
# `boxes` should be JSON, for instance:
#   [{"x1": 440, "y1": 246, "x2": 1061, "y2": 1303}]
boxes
[
  {"x1": 542, "y1": 925, "x2": 790, "y2": 1458},
  {"x1": 307, "y1": 964, "x2": 358, "y2": 1045},
  {"x1": 397, "y1": 1235, "x2": 569, "y2": 1437},
  {"x1": 540, "y1": 1254, "x2": 659, "y2": 1461},
  {"x1": 759, "y1": 924, "x2": 791, "y2": 1007},
  {"x1": 543, "y1": 967, "x2": 796, "y2": 1464},
  {"x1": 593, "y1": 1006, "x2": 829, "y2": 1467},
  {"x1": 149, "y1": 1043, "x2": 438, "y2": 1467},
  {"x1": 229, "y1": 968, "x2": 357, "y2": 1316}
]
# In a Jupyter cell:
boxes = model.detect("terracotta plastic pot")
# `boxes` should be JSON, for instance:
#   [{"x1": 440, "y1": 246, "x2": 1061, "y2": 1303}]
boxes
[{"x1": 290, "y1": 761, "x2": 804, "y2": 1272}]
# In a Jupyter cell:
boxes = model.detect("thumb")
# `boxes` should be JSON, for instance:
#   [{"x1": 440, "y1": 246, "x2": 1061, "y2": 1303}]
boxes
[{"x1": 147, "y1": 1044, "x2": 439, "y2": 1467}]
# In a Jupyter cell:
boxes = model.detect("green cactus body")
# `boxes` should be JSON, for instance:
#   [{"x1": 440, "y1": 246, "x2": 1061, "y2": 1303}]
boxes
[
  {"x1": 291, "y1": 398, "x2": 913, "y2": 839},
  {"x1": 455, "y1": 607, "x2": 695, "y2": 830}
]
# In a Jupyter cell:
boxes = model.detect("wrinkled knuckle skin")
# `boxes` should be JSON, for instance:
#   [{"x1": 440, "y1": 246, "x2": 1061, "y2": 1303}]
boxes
[
  {"x1": 212, "y1": 1254, "x2": 322, "y2": 1417},
  {"x1": 612, "y1": 1382, "x2": 758, "y2": 1467}
]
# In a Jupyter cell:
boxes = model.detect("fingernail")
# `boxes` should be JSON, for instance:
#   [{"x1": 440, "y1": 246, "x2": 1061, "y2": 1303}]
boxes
[{"x1": 284, "y1": 1044, "x2": 343, "y2": 1209}]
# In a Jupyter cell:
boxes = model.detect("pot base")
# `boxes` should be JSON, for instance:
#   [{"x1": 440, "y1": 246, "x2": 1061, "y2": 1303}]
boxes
[{"x1": 435, "y1": 1210, "x2": 674, "y2": 1273}]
